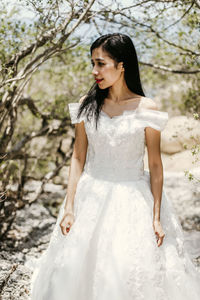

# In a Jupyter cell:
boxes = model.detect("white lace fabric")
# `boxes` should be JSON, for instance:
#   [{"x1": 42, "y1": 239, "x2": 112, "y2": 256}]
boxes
[{"x1": 30, "y1": 102, "x2": 200, "y2": 300}]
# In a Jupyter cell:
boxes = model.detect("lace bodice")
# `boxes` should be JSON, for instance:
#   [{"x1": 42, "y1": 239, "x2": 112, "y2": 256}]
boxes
[{"x1": 68, "y1": 103, "x2": 168, "y2": 182}]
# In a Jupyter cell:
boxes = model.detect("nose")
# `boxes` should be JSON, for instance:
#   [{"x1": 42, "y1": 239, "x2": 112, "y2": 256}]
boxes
[{"x1": 92, "y1": 66, "x2": 98, "y2": 76}]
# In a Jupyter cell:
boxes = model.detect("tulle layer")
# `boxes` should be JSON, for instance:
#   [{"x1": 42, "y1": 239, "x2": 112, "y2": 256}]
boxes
[{"x1": 30, "y1": 171, "x2": 200, "y2": 300}]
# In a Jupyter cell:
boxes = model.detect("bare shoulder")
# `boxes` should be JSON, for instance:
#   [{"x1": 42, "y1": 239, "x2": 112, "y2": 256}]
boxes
[
  {"x1": 79, "y1": 94, "x2": 87, "y2": 104},
  {"x1": 139, "y1": 97, "x2": 158, "y2": 110}
]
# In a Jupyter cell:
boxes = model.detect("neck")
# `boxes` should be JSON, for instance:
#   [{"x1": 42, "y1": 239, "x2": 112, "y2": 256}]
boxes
[{"x1": 107, "y1": 75, "x2": 134, "y2": 103}]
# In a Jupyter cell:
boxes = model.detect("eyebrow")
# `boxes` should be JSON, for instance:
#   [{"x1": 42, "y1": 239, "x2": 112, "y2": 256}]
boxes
[{"x1": 91, "y1": 58, "x2": 105, "y2": 62}]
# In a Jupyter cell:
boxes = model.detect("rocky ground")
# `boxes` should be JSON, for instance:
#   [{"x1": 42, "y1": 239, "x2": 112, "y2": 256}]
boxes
[
  {"x1": 0, "y1": 200, "x2": 56, "y2": 300},
  {"x1": 0, "y1": 168, "x2": 200, "y2": 299}
]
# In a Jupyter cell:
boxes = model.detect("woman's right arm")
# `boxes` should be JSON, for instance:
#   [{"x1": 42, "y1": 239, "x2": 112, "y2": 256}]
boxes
[
  {"x1": 64, "y1": 95, "x2": 88, "y2": 214},
  {"x1": 60, "y1": 98, "x2": 88, "y2": 235},
  {"x1": 63, "y1": 117, "x2": 88, "y2": 214}
]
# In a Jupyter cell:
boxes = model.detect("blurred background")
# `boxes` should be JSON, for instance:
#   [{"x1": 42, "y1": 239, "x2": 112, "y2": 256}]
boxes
[{"x1": 0, "y1": 0, "x2": 199, "y2": 298}]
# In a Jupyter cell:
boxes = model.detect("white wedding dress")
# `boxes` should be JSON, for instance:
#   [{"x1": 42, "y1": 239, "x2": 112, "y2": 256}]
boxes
[{"x1": 30, "y1": 102, "x2": 200, "y2": 300}]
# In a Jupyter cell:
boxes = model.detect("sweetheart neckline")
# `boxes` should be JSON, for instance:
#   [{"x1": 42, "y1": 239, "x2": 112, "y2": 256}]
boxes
[
  {"x1": 68, "y1": 102, "x2": 169, "y2": 121},
  {"x1": 100, "y1": 107, "x2": 139, "y2": 120}
]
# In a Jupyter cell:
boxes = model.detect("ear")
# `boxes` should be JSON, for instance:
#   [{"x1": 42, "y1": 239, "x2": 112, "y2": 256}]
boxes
[{"x1": 118, "y1": 61, "x2": 124, "y2": 71}]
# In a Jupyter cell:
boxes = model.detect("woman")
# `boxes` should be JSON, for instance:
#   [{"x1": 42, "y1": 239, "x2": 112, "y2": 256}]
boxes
[{"x1": 30, "y1": 33, "x2": 200, "y2": 300}]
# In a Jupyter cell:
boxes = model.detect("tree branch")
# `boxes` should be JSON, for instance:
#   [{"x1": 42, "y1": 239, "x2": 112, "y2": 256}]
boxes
[
  {"x1": 2, "y1": 116, "x2": 70, "y2": 161},
  {"x1": 3, "y1": 11, "x2": 73, "y2": 72},
  {"x1": 140, "y1": 61, "x2": 200, "y2": 74},
  {"x1": 97, "y1": 8, "x2": 200, "y2": 57},
  {"x1": 163, "y1": 1, "x2": 195, "y2": 30}
]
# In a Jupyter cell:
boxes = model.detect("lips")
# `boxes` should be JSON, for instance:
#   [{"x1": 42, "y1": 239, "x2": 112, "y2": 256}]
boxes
[{"x1": 95, "y1": 78, "x2": 103, "y2": 83}]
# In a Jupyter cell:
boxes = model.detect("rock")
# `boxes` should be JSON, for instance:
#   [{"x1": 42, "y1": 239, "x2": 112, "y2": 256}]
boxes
[
  {"x1": 24, "y1": 180, "x2": 42, "y2": 193},
  {"x1": 184, "y1": 231, "x2": 200, "y2": 258},
  {"x1": 0, "y1": 201, "x2": 56, "y2": 299},
  {"x1": 161, "y1": 150, "x2": 200, "y2": 171},
  {"x1": 52, "y1": 166, "x2": 69, "y2": 185},
  {"x1": 29, "y1": 136, "x2": 48, "y2": 155},
  {"x1": 161, "y1": 116, "x2": 200, "y2": 154},
  {"x1": 0, "y1": 262, "x2": 32, "y2": 300},
  {"x1": 59, "y1": 166, "x2": 69, "y2": 184},
  {"x1": 144, "y1": 148, "x2": 199, "y2": 173},
  {"x1": 43, "y1": 182, "x2": 64, "y2": 194},
  {"x1": 60, "y1": 138, "x2": 72, "y2": 153},
  {"x1": 49, "y1": 119, "x2": 61, "y2": 130},
  {"x1": 52, "y1": 175, "x2": 62, "y2": 185},
  {"x1": 163, "y1": 168, "x2": 200, "y2": 230}
]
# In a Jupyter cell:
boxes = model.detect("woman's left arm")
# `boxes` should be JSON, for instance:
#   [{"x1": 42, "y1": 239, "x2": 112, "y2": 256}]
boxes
[{"x1": 145, "y1": 125, "x2": 165, "y2": 247}]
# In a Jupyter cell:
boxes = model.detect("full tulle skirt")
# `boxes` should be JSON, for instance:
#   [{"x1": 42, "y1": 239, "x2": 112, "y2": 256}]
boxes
[{"x1": 30, "y1": 170, "x2": 200, "y2": 300}]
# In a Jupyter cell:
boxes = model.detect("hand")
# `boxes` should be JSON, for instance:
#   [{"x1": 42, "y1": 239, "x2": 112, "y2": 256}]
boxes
[
  {"x1": 59, "y1": 211, "x2": 75, "y2": 236},
  {"x1": 153, "y1": 220, "x2": 165, "y2": 247}
]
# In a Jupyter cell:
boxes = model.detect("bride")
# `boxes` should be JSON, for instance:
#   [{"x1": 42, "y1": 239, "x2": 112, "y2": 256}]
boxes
[{"x1": 30, "y1": 33, "x2": 200, "y2": 300}]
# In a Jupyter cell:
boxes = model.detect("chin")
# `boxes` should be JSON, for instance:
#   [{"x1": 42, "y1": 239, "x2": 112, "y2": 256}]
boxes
[
  {"x1": 98, "y1": 83, "x2": 111, "y2": 90},
  {"x1": 98, "y1": 84, "x2": 106, "y2": 90},
  {"x1": 98, "y1": 86, "x2": 107, "y2": 90}
]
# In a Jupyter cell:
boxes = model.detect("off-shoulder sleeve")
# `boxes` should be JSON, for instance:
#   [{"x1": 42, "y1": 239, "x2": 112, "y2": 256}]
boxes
[
  {"x1": 68, "y1": 102, "x2": 85, "y2": 124},
  {"x1": 137, "y1": 109, "x2": 168, "y2": 131}
]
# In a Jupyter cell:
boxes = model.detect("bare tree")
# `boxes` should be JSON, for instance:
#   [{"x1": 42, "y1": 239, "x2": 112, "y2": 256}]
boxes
[{"x1": 0, "y1": 0, "x2": 97, "y2": 238}]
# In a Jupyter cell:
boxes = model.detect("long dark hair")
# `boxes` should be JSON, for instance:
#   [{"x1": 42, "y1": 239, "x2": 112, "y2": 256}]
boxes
[{"x1": 77, "y1": 33, "x2": 145, "y2": 129}]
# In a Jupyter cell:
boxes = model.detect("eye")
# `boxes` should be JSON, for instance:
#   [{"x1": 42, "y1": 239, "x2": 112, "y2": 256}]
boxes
[
  {"x1": 91, "y1": 61, "x2": 105, "y2": 67},
  {"x1": 98, "y1": 62, "x2": 105, "y2": 66}
]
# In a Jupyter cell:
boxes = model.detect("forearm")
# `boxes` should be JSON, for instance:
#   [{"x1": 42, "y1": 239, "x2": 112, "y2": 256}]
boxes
[
  {"x1": 64, "y1": 155, "x2": 85, "y2": 213},
  {"x1": 149, "y1": 163, "x2": 164, "y2": 222}
]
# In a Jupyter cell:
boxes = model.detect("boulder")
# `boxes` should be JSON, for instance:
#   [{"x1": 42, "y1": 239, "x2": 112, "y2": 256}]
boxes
[
  {"x1": 60, "y1": 137, "x2": 72, "y2": 153},
  {"x1": 161, "y1": 116, "x2": 200, "y2": 154},
  {"x1": 161, "y1": 150, "x2": 200, "y2": 172}
]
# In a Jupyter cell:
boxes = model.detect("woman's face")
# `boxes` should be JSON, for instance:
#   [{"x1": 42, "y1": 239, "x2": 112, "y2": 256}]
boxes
[{"x1": 91, "y1": 47, "x2": 124, "y2": 89}]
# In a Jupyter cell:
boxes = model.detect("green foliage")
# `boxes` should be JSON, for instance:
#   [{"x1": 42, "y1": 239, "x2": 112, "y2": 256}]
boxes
[
  {"x1": 182, "y1": 88, "x2": 200, "y2": 114},
  {"x1": 27, "y1": 44, "x2": 92, "y2": 114},
  {"x1": 184, "y1": 113, "x2": 200, "y2": 183},
  {"x1": 0, "y1": 3, "x2": 36, "y2": 70},
  {"x1": 0, "y1": 160, "x2": 19, "y2": 184}
]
